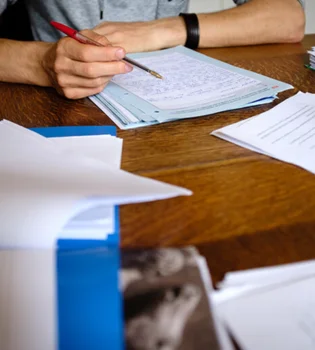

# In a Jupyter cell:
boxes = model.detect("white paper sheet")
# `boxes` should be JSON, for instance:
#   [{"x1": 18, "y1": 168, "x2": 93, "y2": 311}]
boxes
[
  {"x1": 217, "y1": 275, "x2": 315, "y2": 350},
  {"x1": 212, "y1": 92, "x2": 315, "y2": 174},
  {"x1": 53, "y1": 135, "x2": 123, "y2": 240},
  {"x1": 0, "y1": 249, "x2": 56, "y2": 350},
  {"x1": 51, "y1": 134, "x2": 123, "y2": 168},
  {"x1": 219, "y1": 259, "x2": 315, "y2": 289},
  {"x1": 213, "y1": 259, "x2": 315, "y2": 304},
  {"x1": 0, "y1": 120, "x2": 191, "y2": 248},
  {"x1": 61, "y1": 204, "x2": 115, "y2": 240}
]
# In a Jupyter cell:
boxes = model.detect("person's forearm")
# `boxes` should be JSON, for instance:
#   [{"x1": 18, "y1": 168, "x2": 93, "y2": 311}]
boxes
[
  {"x1": 197, "y1": 0, "x2": 305, "y2": 48},
  {"x1": 0, "y1": 39, "x2": 52, "y2": 86},
  {"x1": 153, "y1": 0, "x2": 305, "y2": 50}
]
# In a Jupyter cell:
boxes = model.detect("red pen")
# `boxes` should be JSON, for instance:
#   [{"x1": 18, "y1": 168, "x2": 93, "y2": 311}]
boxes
[{"x1": 50, "y1": 21, "x2": 162, "y2": 79}]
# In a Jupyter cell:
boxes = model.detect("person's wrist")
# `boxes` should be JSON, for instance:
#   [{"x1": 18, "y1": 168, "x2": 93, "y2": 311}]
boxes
[
  {"x1": 32, "y1": 42, "x2": 54, "y2": 87},
  {"x1": 152, "y1": 17, "x2": 186, "y2": 49}
]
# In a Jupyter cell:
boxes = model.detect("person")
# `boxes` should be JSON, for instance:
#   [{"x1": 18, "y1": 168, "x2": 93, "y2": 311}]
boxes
[{"x1": 0, "y1": 0, "x2": 305, "y2": 99}]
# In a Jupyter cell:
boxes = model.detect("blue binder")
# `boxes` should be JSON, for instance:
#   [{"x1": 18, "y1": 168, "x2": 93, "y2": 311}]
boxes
[{"x1": 32, "y1": 125, "x2": 124, "y2": 350}]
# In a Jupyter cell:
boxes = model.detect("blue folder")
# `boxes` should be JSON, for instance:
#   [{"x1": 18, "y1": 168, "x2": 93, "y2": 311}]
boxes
[{"x1": 32, "y1": 125, "x2": 124, "y2": 350}]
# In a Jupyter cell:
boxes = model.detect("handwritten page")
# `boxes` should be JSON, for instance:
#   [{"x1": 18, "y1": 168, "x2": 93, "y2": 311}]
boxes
[
  {"x1": 212, "y1": 92, "x2": 315, "y2": 174},
  {"x1": 0, "y1": 249, "x2": 56, "y2": 350},
  {"x1": 112, "y1": 52, "x2": 269, "y2": 110},
  {"x1": 92, "y1": 46, "x2": 292, "y2": 129},
  {"x1": 216, "y1": 275, "x2": 315, "y2": 350}
]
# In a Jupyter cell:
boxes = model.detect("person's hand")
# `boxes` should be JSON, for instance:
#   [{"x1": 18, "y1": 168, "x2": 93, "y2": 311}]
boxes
[
  {"x1": 41, "y1": 29, "x2": 133, "y2": 99},
  {"x1": 93, "y1": 17, "x2": 186, "y2": 53}
]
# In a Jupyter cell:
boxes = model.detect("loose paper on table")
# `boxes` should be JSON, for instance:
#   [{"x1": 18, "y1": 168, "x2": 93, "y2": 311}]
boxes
[{"x1": 212, "y1": 92, "x2": 315, "y2": 174}]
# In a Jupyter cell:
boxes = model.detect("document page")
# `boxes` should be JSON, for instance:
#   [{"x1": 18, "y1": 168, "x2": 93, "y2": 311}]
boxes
[
  {"x1": 92, "y1": 46, "x2": 292, "y2": 129},
  {"x1": 212, "y1": 92, "x2": 315, "y2": 173},
  {"x1": 112, "y1": 52, "x2": 270, "y2": 110},
  {"x1": 213, "y1": 259, "x2": 315, "y2": 304},
  {"x1": 217, "y1": 275, "x2": 315, "y2": 350}
]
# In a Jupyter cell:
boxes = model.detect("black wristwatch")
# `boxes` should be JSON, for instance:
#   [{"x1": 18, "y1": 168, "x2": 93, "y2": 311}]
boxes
[{"x1": 179, "y1": 13, "x2": 200, "y2": 50}]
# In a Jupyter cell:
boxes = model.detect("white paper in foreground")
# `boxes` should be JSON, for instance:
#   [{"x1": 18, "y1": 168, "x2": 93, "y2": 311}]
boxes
[
  {"x1": 51, "y1": 134, "x2": 123, "y2": 168},
  {"x1": 216, "y1": 275, "x2": 315, "y2": 350},
  {"x1": 213, "y1": 259, "x2": 315, "y2": 304},
  {"x1": 0, "y1": 249, "x2": 56, "y2": 350},
  {"x1": 52, "y1": 135, "x2": 123, "y2": 240},
  {"x1": 0, "y1": 120, "x2": 191, "y2": 248},
  {"x1": 212, "y1": 92, "x2": 315, "y2": 174}
]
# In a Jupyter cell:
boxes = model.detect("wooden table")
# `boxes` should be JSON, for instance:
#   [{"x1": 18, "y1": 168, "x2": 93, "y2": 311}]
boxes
[{"x1": 1, "y1": 35, "x2": 315, "y2": 285}]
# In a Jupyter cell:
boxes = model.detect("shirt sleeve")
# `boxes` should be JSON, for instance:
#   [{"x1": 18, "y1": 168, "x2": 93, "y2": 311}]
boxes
[
  {"x1": 233, "y1": 0, "x2": 305, "y2": 8},
  {"x1": 0, "y1": 0, "x2": 18, "y2": 16}
]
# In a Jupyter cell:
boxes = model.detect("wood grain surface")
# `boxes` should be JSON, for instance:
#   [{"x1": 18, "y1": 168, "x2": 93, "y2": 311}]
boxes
[{"x1": 1, "y1": 36, "x2": 315, "y2": 285}]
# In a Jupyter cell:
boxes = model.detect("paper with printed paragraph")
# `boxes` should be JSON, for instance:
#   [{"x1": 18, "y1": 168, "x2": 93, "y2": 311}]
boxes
[{"x1": 212, "y1": 92, "x2": 315, "y2": 174}]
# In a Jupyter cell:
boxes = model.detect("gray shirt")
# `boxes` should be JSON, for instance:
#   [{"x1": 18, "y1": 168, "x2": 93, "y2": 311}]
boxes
[{"x1": 0, "y1": 0, "x2": 305, "y2": 42}]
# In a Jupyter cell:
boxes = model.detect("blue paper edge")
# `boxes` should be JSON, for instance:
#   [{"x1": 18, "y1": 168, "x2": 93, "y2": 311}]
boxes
[
  {"x1": 56, "y1": 245, "x2": 122, "y2": 350},
  {"x1": 31, "y1": 125, "x2": 123, "y2": 350},
  {"x1": 31, "y1": 125, "x2": 116, "y2": 138}
]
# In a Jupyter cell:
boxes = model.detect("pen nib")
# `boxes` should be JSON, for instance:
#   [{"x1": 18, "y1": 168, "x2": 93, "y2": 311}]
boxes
[{"x1": 149, "y1": 70, "x2": 163, "y2": 79}]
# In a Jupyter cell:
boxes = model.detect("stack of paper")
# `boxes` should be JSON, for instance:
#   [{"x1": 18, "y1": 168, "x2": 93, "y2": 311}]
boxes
[
  {"x1": 212, "y1": 92, "x2": 315, "y2": 174},
  {"x1": 0, "y1": 120, "x2": 191, "y2": 249},
  {"x1": 212, "y1": 260, "x2": 315, "y2": 350},
  {"x1": 307, "y1": 47, "x2": 315, "y2": 70},
  {"x1": 50, "y1": 131, "x2": 123, "y2": 241},
  {"x1": 90, "y1": 46, "x2": 292, "y2": 129}
]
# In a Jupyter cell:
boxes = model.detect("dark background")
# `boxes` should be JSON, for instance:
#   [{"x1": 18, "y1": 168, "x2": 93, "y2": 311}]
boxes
[{"x1": 0, "y1": 0, "x2": 32, "y2": 40}]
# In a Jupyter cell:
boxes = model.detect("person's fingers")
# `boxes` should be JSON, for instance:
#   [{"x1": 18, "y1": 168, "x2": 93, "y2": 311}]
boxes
[
  {"x1": 79, "y1": 29, "x2": 112, "y2": 46},
  {"x1": 60, "y1": 85, "x2": 108, "y2": 100},
  {"x1": 55, "y1": 74, "x2": 113, "y2": 89},
  {"x1": 56, "y1": 59, "x2": 132, "y2": 78},
  {"x1": 57, "y1": 36, "x2": 126, "y2": 62}
]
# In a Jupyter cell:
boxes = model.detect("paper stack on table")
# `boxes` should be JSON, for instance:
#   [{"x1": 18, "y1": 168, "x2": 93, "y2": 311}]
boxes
[
  {"x1": 0, "y1": 120, "x2": 191, "y2": 249},
  {"x1": 50, "y1": 131, "x2": 123, "y2": 241},
  {"x1": 212, "y1": 259, "x2": 315, "y2": 350},
  {"x1": 90, "y1": 46, "x2": 292, "y2": 129},
  {"x1": 307, "y1": 47, "x2": 315, "y2": 70},
  {"x1": 212, "y1": 92, "x2": 315, "y2": 174}
]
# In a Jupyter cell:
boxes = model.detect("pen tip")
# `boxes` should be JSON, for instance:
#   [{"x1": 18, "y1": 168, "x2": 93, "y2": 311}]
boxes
[{"x1": 150, "y1": 71, "x2": 163, "y2": 79}]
